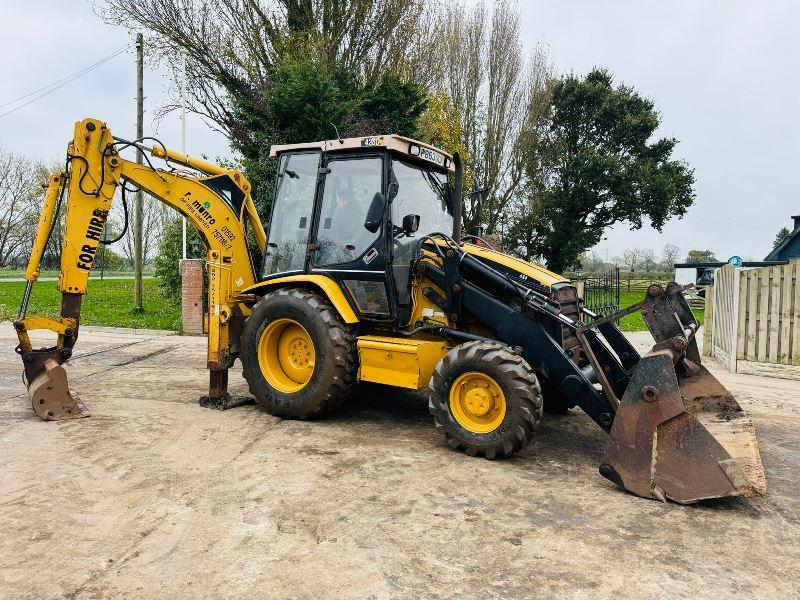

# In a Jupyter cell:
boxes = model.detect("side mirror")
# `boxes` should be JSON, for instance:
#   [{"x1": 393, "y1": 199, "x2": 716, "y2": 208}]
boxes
[
  {"x1": 402, "y1": 214, "x2": 420, "y2": 236},
  {"x1": 364, "y1": 192, "x2": 386, "y2": 233}
]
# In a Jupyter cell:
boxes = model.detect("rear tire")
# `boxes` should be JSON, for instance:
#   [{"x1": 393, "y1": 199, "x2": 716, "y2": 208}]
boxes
[
  {"x1": 428, "y1": 341, "x2": 543, "y2": 459},
  {"x1": 241, "y1": 287, "x2": 357, "y2": 419}
]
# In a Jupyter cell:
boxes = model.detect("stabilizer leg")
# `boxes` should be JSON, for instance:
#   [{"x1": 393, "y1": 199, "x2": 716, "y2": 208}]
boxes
[{"x1": 199, "y1": 369, "x2": 254, "y2": 410}]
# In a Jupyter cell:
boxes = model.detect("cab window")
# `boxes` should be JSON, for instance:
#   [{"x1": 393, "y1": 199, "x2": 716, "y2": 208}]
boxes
[
  {"x1": 391, "y1": 159, "x2": 453, "y2": 305},
  {"x1": 263, "y1": 151, "x2": 320, "y2": 277},
  {"x1": 314, "y1": 157, "x2": 383, "y2": 267}
]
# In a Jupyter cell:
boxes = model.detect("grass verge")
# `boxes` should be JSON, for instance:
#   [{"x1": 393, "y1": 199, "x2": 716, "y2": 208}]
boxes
[
  {"x1": 0, "y1": 278, "x2": 180, "y2": 331},
  {"x1": 617, "y1": 290, "x2": 704, "y2": 332},
  {"x1": 0, "y1": 269, "x2": 153, "y2": 279}
]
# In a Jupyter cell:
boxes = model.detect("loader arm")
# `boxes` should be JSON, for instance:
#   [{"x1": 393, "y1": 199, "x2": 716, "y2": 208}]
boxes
[
  {"x1": 415, "y1": 234, "x2": 765, "y2": 504},
  {"x1": 15, "y1": 117, "x2": 267, "y2": 419}
]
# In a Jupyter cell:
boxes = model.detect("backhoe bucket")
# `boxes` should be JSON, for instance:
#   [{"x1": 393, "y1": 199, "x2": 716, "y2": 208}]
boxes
[
  {"x1": 27, "y1": 358, "x2": 89, "y2": 421},
  {"x1": 595, "y1": 284, "x2": 765, "y2": 503}
]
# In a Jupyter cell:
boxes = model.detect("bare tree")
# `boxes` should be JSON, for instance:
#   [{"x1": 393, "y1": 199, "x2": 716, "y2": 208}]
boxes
[
  {"x1": 620, "y1": 248, "x2": 645, "y2": 273},
  {"x1": 435, "y1": 1, "x2": 552, "y2": 234},
  {"x1": 110, "y1": 189, "x2": 172, "y2": 267},
  {"x1": 661, "y1": 243, "x2": 681, "y2": 270},
  {"x1": 0, "y1": 150, "x2": 54, "y2": 268},
  {"x1": 102, "y1": 0, "x2": 437, "y2": 133},
  {"x1": 639, "y1": 248, "x2": 657, "y2": 273},
  {"x1": 578, "y1": 251, "x2": 611, "y2": 274}
]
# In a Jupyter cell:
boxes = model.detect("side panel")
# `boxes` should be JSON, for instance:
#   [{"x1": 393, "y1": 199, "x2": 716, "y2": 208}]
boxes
[{"x1": 357, "y1": 335, "x2": 451, "y2": 389}]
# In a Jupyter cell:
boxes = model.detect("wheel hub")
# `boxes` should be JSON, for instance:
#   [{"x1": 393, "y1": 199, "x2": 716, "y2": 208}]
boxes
[
  {"x1": 257, "y1": 318, "x2": 316, "y2": 393},
  {"x1": 463, "y1": 387, "x2": 492, "y2": 416},
  {"x1": 288, "y1": 338, "x2": 310, "y2": 368},
  {"x1": 449, "y1": 371, "x2": 506, "y2": 433}
]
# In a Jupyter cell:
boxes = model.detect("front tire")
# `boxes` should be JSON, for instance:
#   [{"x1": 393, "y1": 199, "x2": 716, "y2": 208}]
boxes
[
  {"x1": 428, "y1": 341, "x2": 543, "y2": 459},
  {"x1": 241, "y1": 287, "x2": 357, "y2": 419}
]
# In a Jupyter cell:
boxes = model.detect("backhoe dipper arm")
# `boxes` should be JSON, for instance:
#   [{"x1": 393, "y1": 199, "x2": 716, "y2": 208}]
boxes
[{"x1": 15, "y1": 117, "x2": 267, "y2": 420}]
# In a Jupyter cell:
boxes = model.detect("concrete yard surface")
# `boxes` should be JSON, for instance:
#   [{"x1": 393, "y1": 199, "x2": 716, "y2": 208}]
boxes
[{"x1": 0, "y1": 326, "x2": 798, "y2": 599}]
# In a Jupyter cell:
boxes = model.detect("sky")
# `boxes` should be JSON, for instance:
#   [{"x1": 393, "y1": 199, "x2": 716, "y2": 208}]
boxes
[{"x1": 1, "y1": 1, "x2": 798, "y2": 263}]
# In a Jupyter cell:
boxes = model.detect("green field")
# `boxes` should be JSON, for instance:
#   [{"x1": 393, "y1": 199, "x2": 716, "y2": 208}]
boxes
[
  {"x1": 616, "y1": 290, "x2": 704, "y2": 332},
  {"x1": 0, "y1": 269, "x2": 151, "y2": 279},
  {"x1": 0, "y1": 278, "x2": 181, "y2": 331}
]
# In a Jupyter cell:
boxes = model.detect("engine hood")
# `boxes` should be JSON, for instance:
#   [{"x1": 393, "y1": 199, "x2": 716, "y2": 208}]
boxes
[{"x1": 461, "y1": 243, "x2": 570, "y2": 291}]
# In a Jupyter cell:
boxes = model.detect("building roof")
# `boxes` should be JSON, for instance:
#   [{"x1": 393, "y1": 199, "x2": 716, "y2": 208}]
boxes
[
  {"x1": 269, "y1": 134, "x2": 456, "y2": 172},
  {"x1": 764, "y1": 215, "x2": 800, "y2": 261}
]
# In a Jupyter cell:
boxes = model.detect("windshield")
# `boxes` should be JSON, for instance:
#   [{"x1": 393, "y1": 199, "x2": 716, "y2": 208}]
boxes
[
  {"x1": 391, "y1": 159, "x2": 453, "y2": 307},
  {"x1": 391, "y1": 159, "x2": 452, "y2": 237}
]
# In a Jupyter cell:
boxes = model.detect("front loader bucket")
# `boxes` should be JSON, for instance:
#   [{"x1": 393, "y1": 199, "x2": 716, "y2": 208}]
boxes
[
  {"x1": 600, "y1": 351, "x2": 765, "y2": 503},
  {"x1": 27, "y1": 358, "x2": 89, "y2": 421},
  {"x1": 595, "y1": 283, "x2": 765, "y2": 504}
]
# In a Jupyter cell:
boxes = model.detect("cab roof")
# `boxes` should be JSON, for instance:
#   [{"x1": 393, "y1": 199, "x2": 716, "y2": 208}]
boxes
[{"x1": 269, "y1": 134, "x2": 455, "y2": 172}]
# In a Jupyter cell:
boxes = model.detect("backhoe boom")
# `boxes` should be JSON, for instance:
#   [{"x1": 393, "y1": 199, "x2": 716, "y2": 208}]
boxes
[{"x1": 15, "y1": 117, "x2": 266, "y2": 419}]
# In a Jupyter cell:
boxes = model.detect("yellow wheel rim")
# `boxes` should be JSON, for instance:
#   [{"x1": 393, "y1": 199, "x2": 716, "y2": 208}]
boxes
[
  {"x1": 449, "y1": 371, "x2": 507, "y2": 433},
  {"x1": 257, "y1": 318, "x2": 316, "y2": 393}
]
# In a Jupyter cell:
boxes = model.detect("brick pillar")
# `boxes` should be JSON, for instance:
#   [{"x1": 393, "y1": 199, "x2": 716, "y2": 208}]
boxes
[{"x1": 180, "y1": 259, "x2": 204, "y2": 335}]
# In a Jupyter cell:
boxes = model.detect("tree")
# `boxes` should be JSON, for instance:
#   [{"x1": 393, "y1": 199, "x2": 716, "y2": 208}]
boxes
[
  {"x1": 0, "y1": 149, "x2": 43, "y2": 267},
  {"x1": 576, "y1": 251, "x2": 610, "y2": 273},
  {"x1": 621, "y1": 248, "x2": 645, "y2": 272},
  {"x1": 110, "y1": 188, "x2": 171, "y2": 268},
  {"x1": 104, "y1": 1, "x2": 435, "y2": 222},
  {"x1": 661, "y1": 243, "x2": 681, "y2": 270},
  {"x1": 686, "y1": 249, "x2": 717, "y2": 263},
  {"x1": 104, "y1": 0, "x2": 434, "y2": 129},
  {"x1": 230, "y1": 53, "x2": 425, "y2": 217},
  {"x1": 417, "y1": 92, "x2": 472, "y2": 188},
  {"x1": 639, "y1": 249, "x2": 657, "y2": 273},
  {"x1": 515, "y1": 69, "x2": 695, "y2": 273},
  {"x1": 154, "y1": 219, "x2": 204, "y2": 301},
  {"x1": 435, "y1": 1, "x2": 553, "y2": 234},
  {"x1": 774, "y1": 226, "x2": 791, "y2": 249}
]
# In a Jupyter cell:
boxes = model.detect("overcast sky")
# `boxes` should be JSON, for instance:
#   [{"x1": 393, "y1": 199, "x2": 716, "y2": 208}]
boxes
[{"x1": 1, "y1": 1, "x2": 798, "y2": 263}]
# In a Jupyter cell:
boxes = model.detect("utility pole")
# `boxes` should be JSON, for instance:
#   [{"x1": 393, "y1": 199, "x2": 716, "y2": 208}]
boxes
[
  {"x1": 181, "y1": 50, "x2": 187, "y2": 259},
  {"x1": 134, "y1": 33, "x2": 144, "y2": 312}
]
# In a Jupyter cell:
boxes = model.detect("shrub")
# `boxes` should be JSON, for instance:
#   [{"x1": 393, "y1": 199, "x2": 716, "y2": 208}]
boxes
[{"x1": 154, "y1": 219, "x2": 204, "y2": 302}]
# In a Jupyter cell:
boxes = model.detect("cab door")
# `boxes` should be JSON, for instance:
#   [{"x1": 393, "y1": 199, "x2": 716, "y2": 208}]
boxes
[
  {"x1": 262, "y1": 151, "x2": 320, "y2": 278},
  {"x1": 311, "y1": 154, "x2": 393, "y2": 319}
]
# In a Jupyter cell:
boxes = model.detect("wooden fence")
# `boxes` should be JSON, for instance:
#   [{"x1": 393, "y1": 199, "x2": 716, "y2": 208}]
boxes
[{"x1": 708, "y1": 261, "x2": 800, "y2": 378}]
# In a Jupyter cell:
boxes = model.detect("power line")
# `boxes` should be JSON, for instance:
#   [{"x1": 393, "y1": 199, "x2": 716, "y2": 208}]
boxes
[
  {"x1": 684, "y1": 215, "x2": 774, "y2": 233},
  {"x1": 0, "y1": 45, "x2": 130, "y2": 119}
]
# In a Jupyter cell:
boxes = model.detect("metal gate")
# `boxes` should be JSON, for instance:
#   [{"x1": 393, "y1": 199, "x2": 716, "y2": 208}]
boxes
[{"x1": 582, "y1": 268, "x2": 620, "y2": 316}]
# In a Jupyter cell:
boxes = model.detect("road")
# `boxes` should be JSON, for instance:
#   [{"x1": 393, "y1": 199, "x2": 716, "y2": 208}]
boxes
[{"x1": 0, "y1": 326, "x2": 797, "y2": 599}]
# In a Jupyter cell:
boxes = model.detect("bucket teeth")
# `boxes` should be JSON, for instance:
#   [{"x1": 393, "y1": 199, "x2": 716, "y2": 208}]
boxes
[
  {"x1": 601, "y1": 351, "x2": 765, "y2": 504},
  {"x1": 28, "y1": 358, "x2": 89, "y2": 421}
]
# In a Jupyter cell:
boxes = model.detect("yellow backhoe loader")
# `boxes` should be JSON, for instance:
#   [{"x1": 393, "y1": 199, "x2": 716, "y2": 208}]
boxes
[{"x1": 15, "y1": 118, "x2": 766, "y2": 504}]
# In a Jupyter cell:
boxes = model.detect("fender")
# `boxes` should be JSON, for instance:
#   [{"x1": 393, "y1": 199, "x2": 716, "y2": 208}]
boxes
[{"x1": 241, "y1": 275, "x2": 359, "y2": 324}]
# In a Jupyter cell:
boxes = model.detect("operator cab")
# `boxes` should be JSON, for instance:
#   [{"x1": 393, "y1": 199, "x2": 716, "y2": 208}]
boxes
[{"x1": 265, "y1": 135, "x2": 457, "y2": 324}]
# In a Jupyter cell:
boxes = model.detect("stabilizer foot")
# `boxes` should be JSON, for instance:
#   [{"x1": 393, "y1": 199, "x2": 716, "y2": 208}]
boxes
[{"x1": 199, "y1": 394, "x2": 255, "y2": 410}]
